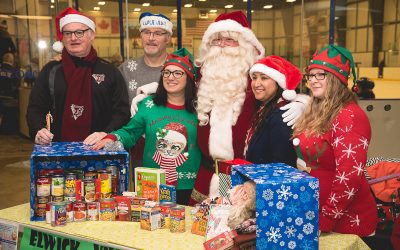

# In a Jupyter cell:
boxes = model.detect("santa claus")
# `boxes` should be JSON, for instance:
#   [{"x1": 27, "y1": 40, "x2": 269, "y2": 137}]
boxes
[{"x1": 189, "y1": 11, "x2": 306, "y2": 205}]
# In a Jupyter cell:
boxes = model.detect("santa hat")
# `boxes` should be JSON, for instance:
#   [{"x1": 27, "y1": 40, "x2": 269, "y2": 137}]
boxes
[
  {"x1": 164, "y1": 48, "x2": 197, "y2": 80},
  {"x1": 249, "y1": 55, "x2": 302, "y2": 101},
  {"x1": 200, "y1": 11, "x2": 265, "y2": 60},
  {"x1": 308, "y1": 44, "x2": 356, "y2": 87},
  {"x1": 156, "y1": 123, "x2": 189, "y2": 155},
  {"x1": 52, "y1": 8, "x2": 96, "y2": 53},
  {"x1": 139, "y1": 12, "x2": 173, "y2": 35}
]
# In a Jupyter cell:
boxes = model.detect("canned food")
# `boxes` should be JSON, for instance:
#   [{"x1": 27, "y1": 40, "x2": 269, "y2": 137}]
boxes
[
  {"x1": 87, "y1": 202, "x2": 99, "y2": 221},
  {"x1": 99, "y1": 198, "x2": 116, "y2": 221},
  {"x1": 51, "y1": 201, "x2": 67, "y2": 227},
  {"x1": 84, "y1": 171, "x2": 97, "y2": 180},
  {"x1": 107, "y1": 165, "x2": 119, "y2": 195},
  {"x1": 35, "y1": 202, "x2": 47, "y2": 218},
  {"x1": 64, "y1": 173, "x2": 77, "y2": 198},
  {"x1": 73, "y1": 201, "x2": 87, "y2": 222},
  {"x1": 36, "y1": 195, "x2": 51, "y2": 205},
  {"x1": 66, "y1": 201, "x2": 73, "y2": 222},
  {"x1": 36, "y1": 175, "x2": 51, "y2": 197},
  {"x1": 98, "y1": 170, "x2": 112, "y2": 198},
  {"x1": 46, "y1": 202, "x2": 51, "y2": 224},
  {"x1": 83, "y1": 178, "x2": 96, "y2": 202},
  {"x1": 160, "y1": 202, "x2": 176, "y2": 229},
  {"x1": 51, "y1": 174, "x2": 64, "y2": 201},
  {"x1": 170, "y1": 206, "x2": 185, "y2": 233}
]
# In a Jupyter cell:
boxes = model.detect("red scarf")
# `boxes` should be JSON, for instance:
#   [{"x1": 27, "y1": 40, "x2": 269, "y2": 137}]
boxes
[{"x1": 61, "y1": 47, "x2": 97, "y2": 141}]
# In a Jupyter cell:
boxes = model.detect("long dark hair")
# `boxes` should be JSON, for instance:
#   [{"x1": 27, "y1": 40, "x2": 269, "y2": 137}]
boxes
[
  {"x1": 251, "y1": 86, "x2": 284, "y2": 135},
  {"x1": 152, "y1": 74, "x2": 197, "y2": 113}
]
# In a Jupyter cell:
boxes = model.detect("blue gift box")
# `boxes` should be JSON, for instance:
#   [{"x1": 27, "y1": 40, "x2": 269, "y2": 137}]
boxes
[
  {"x1": 30, "y1": 142, "x2": 129, "y2": 221},
  {"x1": 232, "y1": 163, "x2": 319, "y2": 250}
]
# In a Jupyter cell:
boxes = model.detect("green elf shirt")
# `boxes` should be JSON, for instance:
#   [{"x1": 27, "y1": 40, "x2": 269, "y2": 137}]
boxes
[{"x1": 111, "y1": 96, "x2": 201, "y2": 190}]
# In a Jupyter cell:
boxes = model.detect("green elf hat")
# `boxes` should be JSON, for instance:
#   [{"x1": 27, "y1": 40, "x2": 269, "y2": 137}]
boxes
[
  {"x1": 164, "y1": 48, "x2": 198, "y2": 81},
  {"x1": 308, "y1": 44, "x2": 357, "y2": 87}
]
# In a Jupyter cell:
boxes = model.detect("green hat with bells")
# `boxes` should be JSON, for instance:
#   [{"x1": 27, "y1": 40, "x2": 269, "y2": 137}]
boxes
[{"x1": 163, "y1": 48, "x2": 198, "y2": 81}]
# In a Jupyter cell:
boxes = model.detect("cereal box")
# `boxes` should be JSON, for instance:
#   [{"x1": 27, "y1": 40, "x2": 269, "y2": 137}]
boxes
[
  {"x1": 135, "y1": 167, "x2": 166, "y2": 201},
  {"x1": 159, "y1": 184, "x2": 177, "y2": 203}
]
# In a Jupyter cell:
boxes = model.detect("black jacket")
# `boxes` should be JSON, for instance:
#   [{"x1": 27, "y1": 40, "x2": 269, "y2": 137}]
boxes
[{"x1": 26, "y1": 58, "x2": 130, "y2": 141}]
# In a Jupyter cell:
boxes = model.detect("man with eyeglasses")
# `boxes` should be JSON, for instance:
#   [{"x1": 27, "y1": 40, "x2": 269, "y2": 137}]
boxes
[
  {"x1": 119, "y1": 12, "x2": 173, "y2": 113},
  {"x1": 27, "y1": 7, "x2": 130, "y2": 145}
]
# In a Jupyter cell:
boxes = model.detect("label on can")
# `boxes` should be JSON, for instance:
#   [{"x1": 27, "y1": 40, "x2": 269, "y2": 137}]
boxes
[
  {"x1": 73, "y1": 201, "x2": 87, "y2": 222},
  {"x1": 98, "y1": 170, "x2": 112, "y2": 198},
  {"x1": 35, "y1": 203, "x2": 47, "y2": 218},
  {"x1": 36, "y1": 175, "x2": 51, "y2": 197},
  {"x1": 83, "y1": 178, "x2": 96, "y2": 202},
  {"x1": 160, "y1": 202, "x2": 176, "y2": 229},
  {"x1": 87, "y1": 202, "x2": 99, "y2": 221},
  {"x1": 64, "y1": 173, "x2": 76, "y2": 198},
  {"x1": 170, "y1": 206, "x2": 185, "y2": 233},
  {"x1": 66, "y1": 202, "x2": 73, "y2": 222},
  {"x1": 51, "y1": 175, "x2": 64, "y2": 201},
  {"x1": 46, "y1": 203, "x2": 51, "y2": 224},
  {"x1": 99, "y1": 198, "x2": 116, "y2": 221},
  {"x1": 51, "y1": 202, "x2": 67, "y2": 227},
  {"x1": 84, "y1": 171, "x2": 97, "y2": 180}
]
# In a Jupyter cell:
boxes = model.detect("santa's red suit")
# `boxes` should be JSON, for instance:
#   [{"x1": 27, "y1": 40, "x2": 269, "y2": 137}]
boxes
[{"x1": 189, "y1": 11, "x2": 264, "y2": 205}]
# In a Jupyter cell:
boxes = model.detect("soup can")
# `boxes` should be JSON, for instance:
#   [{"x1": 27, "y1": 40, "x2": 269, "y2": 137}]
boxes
[
  {"x1": 99, "y1": 198, "x2": 116, "y2": 221},
  {"x1": 64, "y1": 173, "x2": 77, "y2": 201},
  {"x1": 87, "y1": 202, "x2": 99, "y2": 221},
  {"x1": 73, "y1": 201, "x2": 87, "y2": 222},
  {"x1": 170, "y1": 206, "x2": 185, "y2": 233},
  {"x1": 83, "y1": 178, "x2": 96, "y2": 202},
  {"x1": 36, "y1": 175, "x2": 51, "y2": 197},
  {"x1": 51, "y1": 201, "x2": 67, "y2": 227},
  {"x1": 51, "y1": 174, "x2": 64, "y2": 202},
  {"x1": 84, "y1": 171, "x2": 97, "y2": 180},
  {"x1": 160, "y1": 202, "x2": 176, "y2": 229},
  {"x1": 66, "y1": 201, "x2": 73, "y2": 222},
  {"x1": 98, "y1": 170, "x2": 112, "y2": 198}
]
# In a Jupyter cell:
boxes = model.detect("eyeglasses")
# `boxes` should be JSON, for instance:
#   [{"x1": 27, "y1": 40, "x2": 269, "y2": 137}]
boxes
[
  {"x1": 161, "y1": 70, "x2": 185, "y2": 79},
  {"x1": 305, "y1": 72, "x2": 327, "y2": 81},
  {"x1": 62, "y1": 28, "x2": 91, "y2": 39},
  {"x1": 141, "y1": 30, "x2": 168, "y2": 38},
  {"x1": 210, "y1": 37, "x2": 239, "y2": 47}
]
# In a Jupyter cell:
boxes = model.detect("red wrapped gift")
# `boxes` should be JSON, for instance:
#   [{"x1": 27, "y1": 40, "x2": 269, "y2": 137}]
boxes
[
  {"x1": 204, "y1": 230, "x2": 238, "y2": 250},
  {"x1": 217, "y1": 159, "x2": 252, "y2": 198},
  {"x1": 217, "y1": 159, "x2": 252, "y2": 175}
]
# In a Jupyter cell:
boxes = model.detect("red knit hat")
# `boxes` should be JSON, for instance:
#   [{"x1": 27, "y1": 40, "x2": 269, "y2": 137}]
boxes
[
  {"x1": 52, "y1": 8, "x2": 96, "y2": 53},
  {"x1": 200, "y1": 11, "x2": 264, "y2": 60},
  {"x1": 308, "y1": 45, "x2": 356, "y2": 86},
  {"x1": 249, "y1": 55, "x2": 302, "y2": 101}
]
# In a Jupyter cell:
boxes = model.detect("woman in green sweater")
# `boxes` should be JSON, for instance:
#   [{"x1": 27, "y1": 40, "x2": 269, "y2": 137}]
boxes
[{"x1": 93, "y1": 48, "x2": 201, "y2": 205}]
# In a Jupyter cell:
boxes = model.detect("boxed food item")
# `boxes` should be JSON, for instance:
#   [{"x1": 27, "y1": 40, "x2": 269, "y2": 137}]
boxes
[
  {"x1": 140, "y1": 205, "x2": 161, "y2": 231},
  {"x1": 159, "y1": 184, "x2": 176, "y2": 203},
  {"x1": 231, "y1": 163, "x2": 319, "y2": 250},
  {"x1": 30, "y1": 142, "x2": 129, "y2": 221},
  {"x1": 134, "y1": 167, "x2": 166, "y2": 201}
]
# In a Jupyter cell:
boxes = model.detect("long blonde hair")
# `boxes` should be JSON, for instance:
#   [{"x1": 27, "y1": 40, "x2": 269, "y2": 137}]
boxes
[{"x1": 293, "y1": 72, "x2": 357, "y2": 137}]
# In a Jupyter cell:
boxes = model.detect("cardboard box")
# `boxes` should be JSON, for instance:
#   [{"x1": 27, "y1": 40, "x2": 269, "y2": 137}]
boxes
[
  {"x1": 231, "y1": 163, "x2": 319, "y2": 250},
  {"x1": 30, "y1": 142, "x2": 129, "y2": 221},
  {"x1": 134, "y1": 167, "x2": 166, "y2": 201}
]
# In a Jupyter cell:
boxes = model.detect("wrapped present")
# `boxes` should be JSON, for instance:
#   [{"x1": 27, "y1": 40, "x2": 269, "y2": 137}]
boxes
[
  {"x1": 231, "y1": 163, "x2": 319, "y2": 250},
  {"x1": 134, "y1": 167, "x2": 166, "y2": 201},
  {"x1": 217, "y1": 159, "x2": 252, "y2": 198},
  {"x1": 204, "y1": 230, "x2": 238, "y2": 250},
  {"x1": 30, "y1": 142, "x2": 129, "y2": 221}
]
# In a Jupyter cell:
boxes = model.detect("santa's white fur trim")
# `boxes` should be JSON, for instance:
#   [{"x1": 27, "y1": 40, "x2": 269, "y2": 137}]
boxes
[
  {"x1": 52, "y1": 41, "x2": 63, "y2": 53},
  {"x1": 282, "y1": 90, "x2": 296, "y2": 101},
  {"x1": 139, "y1": 15, "x2": 173, "y2": 35},
  {"x1": 209, "y1": 106, "x2": 234, "y2": 160},
  {"x1": 209, "y1": 174, "x2": 220, "y2": 198},
  {"x1": 60, "y1": 14, "x2": 96, "y2": 31},
  {"x1": 249, "y1": 63, "x2": 286, "y2": 89},
  {"x1": 202, "y1": 19, "x2": 265, "y2": 60}
]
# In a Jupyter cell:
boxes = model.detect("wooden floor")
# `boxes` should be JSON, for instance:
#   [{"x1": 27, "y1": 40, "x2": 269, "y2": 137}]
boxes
[{"x1": 0, "y1": 134, "x2": 33, "y2": 209}]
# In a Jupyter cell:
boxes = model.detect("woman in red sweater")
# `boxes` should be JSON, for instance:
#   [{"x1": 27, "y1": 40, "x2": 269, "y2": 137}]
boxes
[{"x1": 293, "y1": 45, "x2": 377, "y2": 237}]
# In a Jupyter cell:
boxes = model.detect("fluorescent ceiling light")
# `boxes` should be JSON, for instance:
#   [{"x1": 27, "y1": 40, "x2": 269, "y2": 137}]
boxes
[
  {"x1": 209, "y1": 9, "x2": 217, "y2": 13},
  {"x1": 93, "y1": 6, "x2": 100, "y2": 10},
  {"x1": 225, "y1": 4, "x2": 233, "y2": 8},
  {"x1": 38, "y1": 40, "x2": 47, "y2": 49},
  {"x1": 134, "y1": 8, "x2": 141, "y2": 12},
  {"x1": 263, "y1": 5, "x2": 273, "y2": 9},
  {"x1": 243, "y1": 0, "x2": 247, "y2": 2},
  {"x1": 10, "y1": 15, "x2": 52, "y2": 20},
  {"x1": 98, "y1": 1, "x2": 105, "y2": 5},
  {"x1": 50, "y1": 5, "x2": 54, "y2": 8},
  {"x1": 286, "y1": 0, "x2": 296, "y2": 2},
  {"x1": 142, "y1": 3, "x2": 150, "y2": 6},
  {"x1": 199, "y1": 0, "x2": 206, "y2": 1},
  {"x1": 173, "y1": 9, "x2": 177, "y2": 13},
  {"x1": 50, "y1": 0, "x2": 54, "y2": 3},
  {"x1": 184, "y1": 4, "x2": 193, "y2": 7}
]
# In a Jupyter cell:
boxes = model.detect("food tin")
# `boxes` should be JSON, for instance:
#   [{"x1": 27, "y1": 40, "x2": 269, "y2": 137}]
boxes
[
  {"x1": 98, "y1": 170, "x2": 112, "y2": 198},
  {"x1": 106, "y1": 165, "x2": 118, "y2": 195},
  {"x1": 51, "y1": 174, "x2": 64, "y2": 202},
  {"x1": 159, "y1": 202, "x2": 176, "y2": 229},
  {"x1": 99, "y1": 198, "x2": 116, "y2": 221},
  {"x1": 45, "y1": 202, "x2": 51, "y2": 224},
  {"x1": 73, "y1": 201, "x2": 87, "y2": 222},
  {"x1": 66, "y1": 201, "x2": 73, "y2": 222},
  {"x1": 84, "y1": 171, "x2": 97, "y2": 180},
  {"x1": 170, "y1": 206, "x2": 185, "y2": 233},
  {"x1": 83, "y1": 178, "x2": 96, "y2": 202},
  {"x1": 87, "y1": 202, "x2": 99, "y2": 221},
  {"x1": 64, "y1": 173, "x2": 77, "y2": 201},
  {"x1": 50, "y1": 201, "x2": 67, "y2": 227},
  {"x1": 36, "y1": 175, "x2": 51, "y2": 197}
]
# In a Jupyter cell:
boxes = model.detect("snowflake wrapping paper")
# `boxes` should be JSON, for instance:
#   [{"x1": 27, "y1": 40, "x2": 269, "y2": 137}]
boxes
[
  {"x1": 231, "y1": 163, "x2": 320, "y2": 250},
  {"x1": 30, "y1": 142, "x2": 129, "y2": 221}
]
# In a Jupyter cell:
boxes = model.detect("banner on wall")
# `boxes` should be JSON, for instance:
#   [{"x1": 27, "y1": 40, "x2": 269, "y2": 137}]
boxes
[
  {"x1": 111, "y1": 17, "x2": 120, "y2": 34},
  {"x1": 95, "y1": 17, "x2": 111, "y2": 35}
]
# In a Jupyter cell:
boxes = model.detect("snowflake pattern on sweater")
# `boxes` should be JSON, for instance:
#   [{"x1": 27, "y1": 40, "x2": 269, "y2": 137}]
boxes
[{"x1": 295, "y1": 102, "x2": 378, "y2": 236}]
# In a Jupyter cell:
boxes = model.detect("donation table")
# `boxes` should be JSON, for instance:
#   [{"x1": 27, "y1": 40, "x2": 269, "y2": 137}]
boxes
[{"x1": 0, "y1": 203, "x2": 371, "y2": 250}]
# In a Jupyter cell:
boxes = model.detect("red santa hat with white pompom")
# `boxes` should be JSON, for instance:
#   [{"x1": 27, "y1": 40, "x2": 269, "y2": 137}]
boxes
[
  {"x1": 52, "y1": 7, "x2": 96, "y2": 53},
  {"x1": 249, "y1": 55, "x2": 303, "y2": 101}
]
